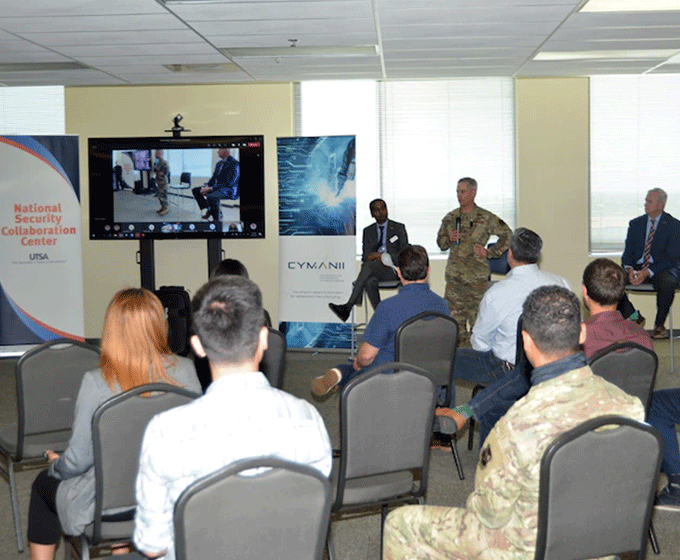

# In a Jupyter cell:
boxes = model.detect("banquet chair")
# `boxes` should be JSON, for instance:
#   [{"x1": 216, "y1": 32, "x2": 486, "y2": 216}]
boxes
[
  {"x1": 68, "y1": 383, "x2": 198, "y2": 560},
  {"x1": 535, "y1": 415, "x2": 662, "y2": 560},
  {"x1": 260, "y1": 327, "x2": 287, "y2": 389},
  {"x1": 395, "y1": 311, "x2": 464, "y2": 479},
  {"x1": 174, "y1": 458, "x2": 331, "y2": 560},
  {"x1": 0, "y1": 338, "x2": 100, "y2": 552},
  {"x1": 328, "y1": 362, "x2": 436, "y2": 559}
]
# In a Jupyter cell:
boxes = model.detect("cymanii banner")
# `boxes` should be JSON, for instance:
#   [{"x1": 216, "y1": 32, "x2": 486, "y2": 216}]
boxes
[{"x1": 277, "y1": 135, "x2": 356, "y2": 349}]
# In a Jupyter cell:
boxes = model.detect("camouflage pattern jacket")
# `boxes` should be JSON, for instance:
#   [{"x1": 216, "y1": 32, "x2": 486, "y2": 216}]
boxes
[
  {"x1": 437, "y1": 205, "x2": 511, "y2": 281},
  {"x1": 458, "y1": 363, "x2": 644, "y2": 558}
]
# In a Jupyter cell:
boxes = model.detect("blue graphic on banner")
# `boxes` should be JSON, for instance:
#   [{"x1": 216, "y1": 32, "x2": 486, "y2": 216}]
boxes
[
  {"x1": 278, "y1": 136, "x2": 356, "y2": 236},
  {"x1": 279, "y1": 322, "x2": 353, "y2": 349}
]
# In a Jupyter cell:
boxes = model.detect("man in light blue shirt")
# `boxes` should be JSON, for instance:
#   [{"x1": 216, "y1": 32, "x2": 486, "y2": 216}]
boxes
[{"x1": 444, "y1": 228, "x2": 570, "y2": 409}]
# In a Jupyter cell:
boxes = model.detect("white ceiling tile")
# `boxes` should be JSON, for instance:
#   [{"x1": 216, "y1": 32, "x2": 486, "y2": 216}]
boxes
[
  {"x1": 0, "y1": 0, "x2": 679, "y2": 85},
  {"x1": 380, "y1": 21, "x2": 561, "y2": 39},
  {"x1": 171, "y1": 1, "x2": 373, "y2": 21},
  {"x1": 191, "y1": 18, "x2": 375, "y2": 36},
  {"x1": 378, "y1": 5, "x2": 574, "y2": 25},
  {"x1": 551, "y1": 25, "x2": 680, "y2": 41},
  {"x1": 77, "y1": 54, "x2": 229, "y2": 66},
  {"x1": 0, "y1": 1, "x2": 167, "y2": 17},
  {"x1": 54, "y1": 43, "x2": 220, "y2": 58},
  {"x1": 205, "y1": 32, "x2": 377, "y2": 48},
  {"x1": 0, "y1": 14, "x2": 180, "y2": 33},
  {"x1": 15, "y1": 30, "x2": 204, "y2": 47}
]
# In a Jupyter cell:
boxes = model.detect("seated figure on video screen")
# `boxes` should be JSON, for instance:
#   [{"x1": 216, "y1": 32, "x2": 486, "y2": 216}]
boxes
[{"x1": 191, "y1": 148, "x2": 240, "y2": 222}]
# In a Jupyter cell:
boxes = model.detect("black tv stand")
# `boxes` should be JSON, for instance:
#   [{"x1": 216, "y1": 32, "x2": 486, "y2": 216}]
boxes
[{"x1": 137, "y1": 238, "x2": 223, "y2": 291}]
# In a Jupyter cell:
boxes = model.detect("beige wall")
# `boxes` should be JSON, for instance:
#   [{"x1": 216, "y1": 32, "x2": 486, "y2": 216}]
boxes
[
  {"x1": 66, "y1": 83, "x2": 294, "y2": 337},
  {"x1": 67, "y1": 78, "x2": 653, "y2": 338}
]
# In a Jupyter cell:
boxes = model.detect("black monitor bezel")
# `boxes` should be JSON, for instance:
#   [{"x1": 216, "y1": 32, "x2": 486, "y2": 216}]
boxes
[{"x1": 88, "y1": 135, "x2": 265, "y2": 240}]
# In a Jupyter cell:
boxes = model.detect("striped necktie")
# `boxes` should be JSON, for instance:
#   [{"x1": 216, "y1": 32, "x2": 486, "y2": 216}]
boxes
[{"x1": 643, "y1": 219, "x2": 656, "y2": 266}]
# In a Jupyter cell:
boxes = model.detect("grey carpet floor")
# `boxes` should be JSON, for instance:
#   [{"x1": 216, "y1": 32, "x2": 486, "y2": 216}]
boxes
[{"x1": 0, "y1": 338, "x2": 678, "y2": 559}]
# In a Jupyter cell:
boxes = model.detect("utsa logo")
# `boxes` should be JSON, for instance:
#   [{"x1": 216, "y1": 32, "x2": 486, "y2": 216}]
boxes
[{"x1": 29, "y1": 253, "x2": 49, "y2": 261}]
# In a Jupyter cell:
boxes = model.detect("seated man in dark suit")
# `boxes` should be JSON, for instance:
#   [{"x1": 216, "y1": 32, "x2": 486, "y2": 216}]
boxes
[
  {"x1": 328, "y1": 198, "x2": 408, "y2": 322},
  {"x1": 618, "y1": 188, "x2": 680, "y2": 339},
  {"x1": 191, "y1": 148, "x2": 240, "y2": 222}
]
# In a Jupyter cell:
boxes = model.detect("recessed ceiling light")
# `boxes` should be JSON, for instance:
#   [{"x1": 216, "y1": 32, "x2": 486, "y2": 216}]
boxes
[
  {"x1": 534, "y1": 49, "x2": 678, "y2": 61},
  {"x1": 580, "y1": 0, "x2": 680, "y2": 12},
  {"x1": 0, "y1": 62, "x2": 90, "y2": 72},
  {"x1": 164, "y1": 63, "x2": 240, "y2": 73}
]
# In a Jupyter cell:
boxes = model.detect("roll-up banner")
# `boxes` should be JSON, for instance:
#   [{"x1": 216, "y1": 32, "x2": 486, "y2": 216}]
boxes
[
  {"x1": 0, "y1": 136, "x2": 85, "y2": 350},
  {"x1": 277, "y1": 136, "x2": 356, "y2": 349}
]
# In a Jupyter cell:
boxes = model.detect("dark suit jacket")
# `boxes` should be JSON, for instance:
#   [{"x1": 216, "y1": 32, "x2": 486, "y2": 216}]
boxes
[
  {"x1": 622, "y1": 211, "x2": 680, "y2": 277},
  {"x1": 362, "y1": 219, "x2": 409, "y2": 264},
  {"x1": 207, "y1": 156, "x2": 240, "y2": 191}
]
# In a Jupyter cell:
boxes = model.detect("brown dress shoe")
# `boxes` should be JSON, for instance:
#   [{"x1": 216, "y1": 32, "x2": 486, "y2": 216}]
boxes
[{"x1": 653, "y1": 325, "x2": 668, "y2": 339}]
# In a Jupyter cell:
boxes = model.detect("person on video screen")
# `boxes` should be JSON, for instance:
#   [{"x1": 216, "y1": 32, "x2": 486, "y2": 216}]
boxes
[{"x1": 191, "y1": 148, "x2": 240, "y2": 222}]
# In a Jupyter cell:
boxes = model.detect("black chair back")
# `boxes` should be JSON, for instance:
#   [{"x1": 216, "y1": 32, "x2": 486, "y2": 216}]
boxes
[{"x1": 588, "y1": 341, "x2": 657, "y2": 411}]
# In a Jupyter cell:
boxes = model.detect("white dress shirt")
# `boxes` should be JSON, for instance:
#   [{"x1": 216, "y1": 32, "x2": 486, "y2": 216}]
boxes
[
  {"x1": 470, "y1": 264, "x2": 571, "y2": 363},
  {"x1": 133, "y1": 371, "x2": 332, "y2": 560}
]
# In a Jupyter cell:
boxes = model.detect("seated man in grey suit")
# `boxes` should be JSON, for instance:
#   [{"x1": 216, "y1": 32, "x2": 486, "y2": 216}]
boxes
[{"x1": 329, "y1": 198, "x2": 409, "y2": 322}]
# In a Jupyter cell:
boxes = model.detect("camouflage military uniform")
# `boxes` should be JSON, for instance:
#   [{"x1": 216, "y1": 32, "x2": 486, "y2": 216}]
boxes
[
  {"x1": 383, "y1": 363, "x2": 644, "y2": 560},
  {"x1": 154, "y1": 157, "x2": 170, "y2": 209},
  {"x1": 437, "y1": 205, "x2": 511, "y2": 346}
]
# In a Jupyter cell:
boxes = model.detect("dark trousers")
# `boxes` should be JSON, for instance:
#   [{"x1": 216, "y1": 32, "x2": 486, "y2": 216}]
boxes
[
  {"x1": 469, "y1": 362, "x2": 531, "y2": 446},
  {"x1": 192, "y1": 186, "x2": 238, "y2": 221},
  {"x1": 618, "y1": 269, "x2": 679, "y2": 327},
  {"x1": 347, "y1": 261, "x2": 398, "y2": 309},
  {"x1": 27, "y1": 469, "x2": 62, "y2": 545}
]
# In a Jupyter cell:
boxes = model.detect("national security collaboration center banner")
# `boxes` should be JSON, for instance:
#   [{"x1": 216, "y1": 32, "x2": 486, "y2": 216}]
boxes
[
  {"x1": 277, "y1": 135, "x2": 356, "y2": 349},
  {"x1": 0, "y1": 136, "x2": 85, "y2": 346}
]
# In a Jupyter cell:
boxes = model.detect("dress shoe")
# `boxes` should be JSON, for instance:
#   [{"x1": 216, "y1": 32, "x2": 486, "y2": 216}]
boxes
[
  {"x1": 653, "y1": 325, "x2": 668, "y2": 339},
  {"x1": 201, "y1": 210, "x2": 211, "y2": 220},
  {"x1": 311, "y1": 368, "x2": 342, "y2": 396},
  {"x1": 328, "y1": 302, "x2": 351, "y2": 322},
  {"x1": 655, "y1": 475, "x2": 680, "y2": 511}
]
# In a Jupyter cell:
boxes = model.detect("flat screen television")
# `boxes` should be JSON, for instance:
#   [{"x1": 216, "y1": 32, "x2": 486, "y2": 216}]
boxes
[{"x1": 88, "y1": 135, "x2": 264, "y2": 240}]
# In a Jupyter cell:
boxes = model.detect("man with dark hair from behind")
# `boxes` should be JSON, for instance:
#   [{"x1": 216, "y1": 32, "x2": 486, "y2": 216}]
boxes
[
  {"x1": 383, "y1": 285, "x2": 644, "y2": 560},
  {"x1": 313, "y1": 244, "x2": 448, "y2": 395},
  {"x1": 437, "y1": 258, "x2": 651, "y2": 446},
  {"x1": 328, "y1": 198, "x2": 408, "y2": 322},
  {"x1": 134, "y1": 276, "x2": 332, "y2": 560},
  {"x1": 581, "y1": 258, "x2": 652, "y2": 355}
]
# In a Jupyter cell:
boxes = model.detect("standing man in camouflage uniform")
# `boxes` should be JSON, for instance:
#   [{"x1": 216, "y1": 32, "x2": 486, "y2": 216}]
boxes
[
  {"x1": 437, "y1": 177, "x2": 511, "y2": 346},
  {"x1": 383, "y1": 286, "x2": 644, "y2": 560},
  {"x1": 154, "y1": 150, "x2": 170, "y2": 216}
]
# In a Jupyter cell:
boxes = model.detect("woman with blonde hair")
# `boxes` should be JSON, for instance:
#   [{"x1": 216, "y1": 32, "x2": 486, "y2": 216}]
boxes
[{"x1": 27, "y1": 288, "x2": 200, "y2": 560}]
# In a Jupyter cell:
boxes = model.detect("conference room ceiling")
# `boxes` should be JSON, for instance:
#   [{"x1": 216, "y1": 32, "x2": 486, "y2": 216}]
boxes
[{"x1": 0, "y1": 0, "x2": 679, "y2": 87}]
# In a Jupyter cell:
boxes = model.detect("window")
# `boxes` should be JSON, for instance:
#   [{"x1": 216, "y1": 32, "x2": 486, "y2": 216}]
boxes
[
  {"x1": 298, "y1": 79, "x2": 516, "y2": 254},
  {"x1": 297, "y1": 80, "x2": 379, "y2": 249},
  {"x1": 590, "y1": 75, "x2": 680, "y2": 253},
  {"x1": 379, "y1": 79, "x2": 515, "y2": 254},
  {"x1": 0, "y1": 86, "x2": 65, "y2": 135}
]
